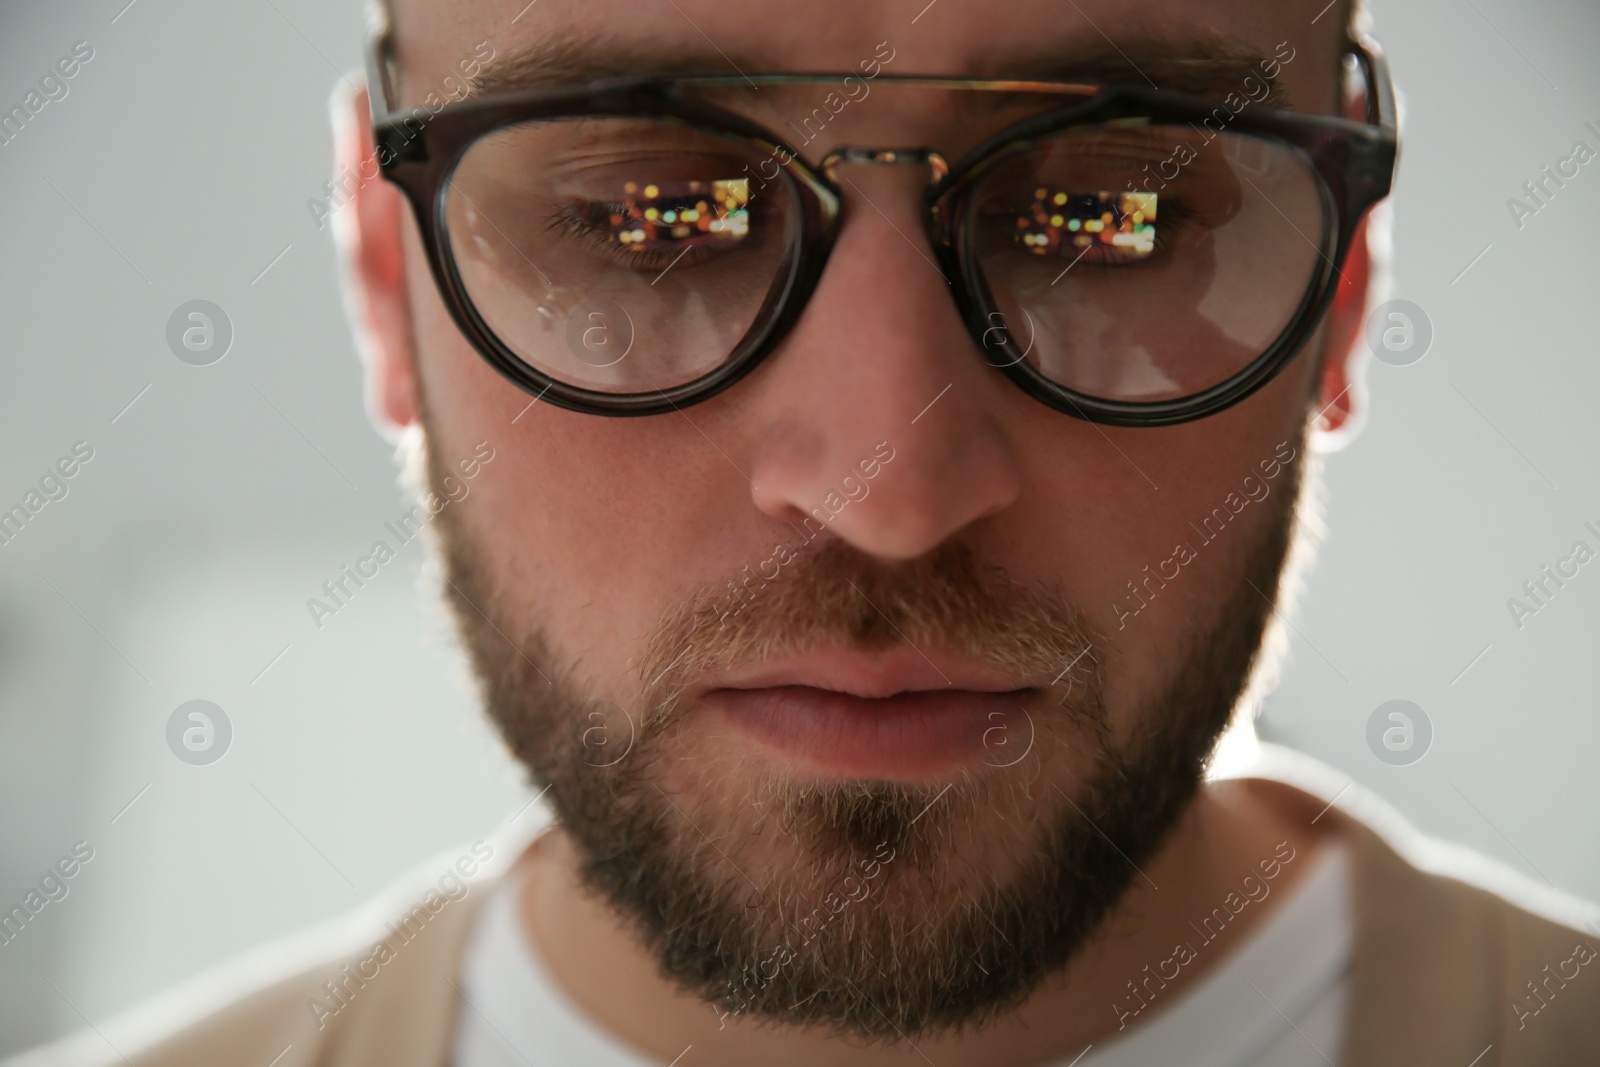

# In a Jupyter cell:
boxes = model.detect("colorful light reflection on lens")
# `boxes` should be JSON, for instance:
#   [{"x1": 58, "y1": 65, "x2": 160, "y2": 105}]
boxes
[
  {"x1": 609, "y1": 178, "x2": 750, "y2": 250},
  {"x1": 1014, "y1": 189, "x2": 1157, "y2": 258}
]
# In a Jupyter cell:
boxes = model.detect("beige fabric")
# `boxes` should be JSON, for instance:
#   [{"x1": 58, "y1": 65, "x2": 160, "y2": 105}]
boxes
[
  {"x1": 1240, "y1": 746, "x2": 1600, "y2": 1066},
  {"x1": 10, "y1": 748, "x2": 1600, "y2": 1067}
]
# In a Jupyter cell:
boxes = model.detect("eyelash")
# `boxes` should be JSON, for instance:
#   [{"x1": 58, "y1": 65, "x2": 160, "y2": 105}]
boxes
[
  {"x1": 549, "y1": 201, "x2": 724, "y2": 272},
  {"x1": 994, "y1": 200, "x2": 1187, "y2": 268},
  {"x1": 1089, "y1": 203, "x2": 1186, "y2": 267}
]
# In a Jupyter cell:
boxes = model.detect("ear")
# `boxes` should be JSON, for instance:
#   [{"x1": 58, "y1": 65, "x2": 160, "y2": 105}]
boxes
[
  {"x1": 330, "y1": 80, "x2": 419, "y2": 438},
  {"x1": 1311, "y1": 213, "x2": 1373, "y2": 447},
  {"x1": 1311, "y1": 61, "x2": 1386, "y2": 450}
]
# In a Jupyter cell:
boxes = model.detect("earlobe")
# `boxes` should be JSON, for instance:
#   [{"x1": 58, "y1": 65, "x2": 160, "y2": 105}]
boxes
[
  {"x1": 1311, "y1": 214, "x2": 1373, "y2": 447},
  {"x1": 330, "y1": 80, "x2": 419, "y2": 437}
]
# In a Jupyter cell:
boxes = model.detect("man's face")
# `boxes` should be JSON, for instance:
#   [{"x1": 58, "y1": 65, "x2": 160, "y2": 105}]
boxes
[{"x1": 374, "y1": 0, "x2": 1353, "y2": 1038}]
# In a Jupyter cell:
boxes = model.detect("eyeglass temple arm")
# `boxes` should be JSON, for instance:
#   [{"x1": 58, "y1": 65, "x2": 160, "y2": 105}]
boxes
[
  {"x1": 1351, "y1": 34, "x2": 1398, "y2": 135},
  {"x1": 365, "y1": 27, "x2": 399, "y2": 125}
]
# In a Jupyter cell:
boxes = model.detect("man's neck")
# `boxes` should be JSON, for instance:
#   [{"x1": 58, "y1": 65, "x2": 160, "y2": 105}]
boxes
[{"x1": 515, "y1": 777, "x2": 1336, "y2": 1067}]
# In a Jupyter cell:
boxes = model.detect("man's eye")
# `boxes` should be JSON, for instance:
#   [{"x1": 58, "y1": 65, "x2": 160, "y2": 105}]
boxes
[
  {"x1": 561, "y1": 178, "x2": 752, "y2": 268},
  {"x1": 1011, "y1": 189, "x2": 1161, "y2": 265}
]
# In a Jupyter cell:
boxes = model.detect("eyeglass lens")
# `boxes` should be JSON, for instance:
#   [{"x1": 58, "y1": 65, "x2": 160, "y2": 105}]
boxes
[{"x1": 440, "y1": 84, "x2": 1330, "y2": 403}]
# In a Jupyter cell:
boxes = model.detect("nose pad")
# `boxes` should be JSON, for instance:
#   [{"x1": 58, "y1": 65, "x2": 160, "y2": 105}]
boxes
[{"x1": 820, "y1": 146, "x2": 950, "y2": 185}]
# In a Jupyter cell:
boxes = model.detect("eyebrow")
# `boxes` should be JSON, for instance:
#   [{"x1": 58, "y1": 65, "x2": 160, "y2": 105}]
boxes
[{"x1": 463, "y1": 28, "x2": 1293, "y2": 109}]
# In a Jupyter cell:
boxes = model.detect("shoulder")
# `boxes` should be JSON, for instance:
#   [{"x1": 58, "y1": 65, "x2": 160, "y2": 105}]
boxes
[
  {"x1": 1238, "y1": 744, "x2": 1600, "y2": 1066},
  {"x1": 4, "y1": 828, "x2": 541, "y2": 1067}
]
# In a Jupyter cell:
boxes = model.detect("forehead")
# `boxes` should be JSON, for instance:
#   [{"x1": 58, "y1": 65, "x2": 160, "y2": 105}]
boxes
[{"x1": 387, "y1": 0, "x2": 1347, "y2": 114}]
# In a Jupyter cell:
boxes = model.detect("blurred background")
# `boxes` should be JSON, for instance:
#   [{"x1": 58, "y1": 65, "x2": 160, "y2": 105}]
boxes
[{"x1": 1, "y1": 0, "x2": 1597, "y2": 1055}]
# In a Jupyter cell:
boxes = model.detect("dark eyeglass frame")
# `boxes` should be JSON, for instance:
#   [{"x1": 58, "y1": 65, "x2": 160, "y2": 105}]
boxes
[{"x1": 366, "y1": 36, "x2": 1398, "y2": 426}]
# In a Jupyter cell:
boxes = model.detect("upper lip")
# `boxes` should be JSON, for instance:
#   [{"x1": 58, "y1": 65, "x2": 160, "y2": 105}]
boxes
[{"x1": 695, "y1": 643, "x2": 1036, "y2": 701}]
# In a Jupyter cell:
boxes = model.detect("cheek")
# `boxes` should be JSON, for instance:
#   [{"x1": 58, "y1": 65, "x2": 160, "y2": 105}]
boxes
[
  {"x1": 407, "y1": 233, "x2": 756, "y2": 696},
  {"x1": 404, "y1": 220, "x2": 518, "y2": 430},
  {"x1": 989, "y1": 338, "x2": 1313, "y2": 731}
]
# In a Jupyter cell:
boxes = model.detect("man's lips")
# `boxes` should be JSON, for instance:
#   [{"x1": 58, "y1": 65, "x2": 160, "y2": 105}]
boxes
[
  {"x1": 692, "y1": 645, "x2": 1039, "y2": 780},
  {"x1": 692, "y1": 643, "x2": 1033, "y2": 699},
  {"x1": 704, "y1": 686, "x2": 1034, "y2": 780}
]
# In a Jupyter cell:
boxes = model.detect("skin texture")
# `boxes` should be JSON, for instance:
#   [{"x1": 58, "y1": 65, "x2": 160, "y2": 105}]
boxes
[{"x1": 338, "y1": 0, "x2": 1373, "y2": 1063}]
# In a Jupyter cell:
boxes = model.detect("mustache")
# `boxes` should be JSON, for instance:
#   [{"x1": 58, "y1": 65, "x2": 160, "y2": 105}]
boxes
[{"x1": 639, "y1": 539, "x2": 1104, "y2": 725}]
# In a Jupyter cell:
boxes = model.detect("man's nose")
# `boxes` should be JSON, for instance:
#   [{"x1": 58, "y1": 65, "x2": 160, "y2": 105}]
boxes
[{"x1": 745, "y1": 167, "x2": 1022, "y2": 560}]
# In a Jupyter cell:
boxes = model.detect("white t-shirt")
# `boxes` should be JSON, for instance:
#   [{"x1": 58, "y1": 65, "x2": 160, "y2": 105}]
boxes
[{"x1": 450, "y1": 842, "x2": 1351, "y2": 1067}]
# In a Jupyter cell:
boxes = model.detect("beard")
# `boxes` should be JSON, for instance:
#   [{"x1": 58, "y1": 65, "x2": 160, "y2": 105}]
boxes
[{"x1": 420, "y1": 421, "x2": 1308, "y2": 1040}]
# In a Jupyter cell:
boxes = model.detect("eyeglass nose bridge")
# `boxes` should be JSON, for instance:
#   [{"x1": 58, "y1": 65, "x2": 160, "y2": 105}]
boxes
[{"x1": 819, "y1": 145, "x2": 950, "y2": 185}]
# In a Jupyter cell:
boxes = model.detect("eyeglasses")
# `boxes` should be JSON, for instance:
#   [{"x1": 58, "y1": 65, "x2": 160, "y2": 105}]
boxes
[{"x1": 367, "y1": 39, "x2": 1397, "y2": 426}]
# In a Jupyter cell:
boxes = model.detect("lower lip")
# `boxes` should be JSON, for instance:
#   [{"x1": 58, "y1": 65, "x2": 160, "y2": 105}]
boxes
[{"x1": 703, "y1": 685, "x2": 1032, "y2": 780}]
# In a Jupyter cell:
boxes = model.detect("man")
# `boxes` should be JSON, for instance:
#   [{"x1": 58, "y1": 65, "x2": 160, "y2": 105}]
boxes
[{"x1": 12, "y1": 0, "x2": 1600, "y2": 1064}]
